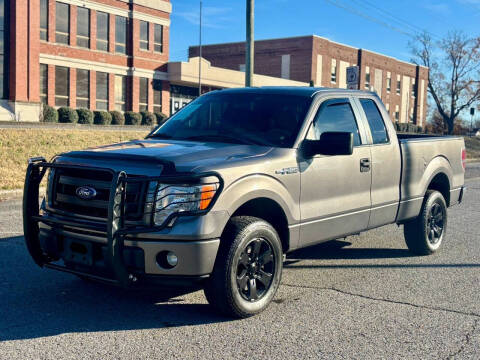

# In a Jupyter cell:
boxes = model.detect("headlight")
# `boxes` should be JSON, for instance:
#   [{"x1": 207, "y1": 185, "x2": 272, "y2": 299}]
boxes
[{"x1": 151, "y1": 181, "x2": 219, "y2": 226}]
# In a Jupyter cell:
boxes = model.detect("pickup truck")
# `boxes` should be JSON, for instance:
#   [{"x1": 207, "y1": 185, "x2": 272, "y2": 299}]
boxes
[{"x1": 24, "y1": 87, "x2": 466, "y2": 318}]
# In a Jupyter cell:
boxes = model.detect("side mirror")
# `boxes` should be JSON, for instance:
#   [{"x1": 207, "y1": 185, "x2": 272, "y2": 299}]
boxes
[{"x1": 301, "y1": 132, "x2": 354, "y2": 158}]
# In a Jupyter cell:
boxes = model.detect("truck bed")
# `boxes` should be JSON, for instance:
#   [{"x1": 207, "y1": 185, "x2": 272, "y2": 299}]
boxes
[{"x1": 396, "y1": 134, "x2": 465, "y2": 222}]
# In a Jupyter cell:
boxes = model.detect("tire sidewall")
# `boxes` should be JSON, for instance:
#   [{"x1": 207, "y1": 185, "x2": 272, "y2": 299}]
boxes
[
  {"x1": 228, "y1": 223, "x2": 283, "y2": 315},
  {"x1": 421, "y1": 191, "x2": 447, "y2": 252}
]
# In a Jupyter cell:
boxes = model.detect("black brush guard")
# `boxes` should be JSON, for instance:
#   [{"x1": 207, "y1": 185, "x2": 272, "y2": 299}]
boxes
[{"x1": 23, "y1": 157, "x2": 222, "y2": 287}]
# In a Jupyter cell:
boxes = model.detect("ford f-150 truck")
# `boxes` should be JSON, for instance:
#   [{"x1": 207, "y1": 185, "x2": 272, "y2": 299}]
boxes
[{"x1": 24, "y1": 87, "x2": 466, "y2": 318}]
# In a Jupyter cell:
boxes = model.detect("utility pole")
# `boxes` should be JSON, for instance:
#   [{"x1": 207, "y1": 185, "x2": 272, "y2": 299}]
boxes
[
  {"x1": 198, "y1": 0, "x2": 203, "y2": 96},
  {"x1": 245, "y1": 0, "x2": 254, "y2": 87}
]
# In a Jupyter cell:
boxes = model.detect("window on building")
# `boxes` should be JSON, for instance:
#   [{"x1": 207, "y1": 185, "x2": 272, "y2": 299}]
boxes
[
  {"x1": 396, "y1": 75, "x2": 401, "y2": 95},
  {"x1": 40, "y1": 0, "x2": 48, "y2": 41},
  {"x1": 140, "y1": 21, "x2": 149, "y2": 50},
  {"x1": 410, "y1": 107, "x2": 414, "y2": 122},
  {"x1": 97, "y1": 12, "x2": 109, "y2": 51},
  {"x1": 330, "y1": 59, "x2": 337, "y2": 83},
  {"x1": 115, "y1": 16, "x2": 127, "y2": 54},
  {"x1": 55, "y1": 2, "x2": 70, "y2": 44},
  {"x1": 139, "y1": 77, "x2": 148, "y2": 111},
  {"x1": 40, "y1": 64, "x2": 48, "y2": 104},
  {"x1": 411, "y1": 79, "x2": 416, "y2": 98},
  {"x1": 153, "y1": 80, "x2": 162, "y2": 113},
  {"x1": 77, "y1": 7, "x2": 90, "y2": 48},
  {"x1": 386, "y1": 103, "x2": 390, "y2": 112},
  {"x1": 76, "y1": 69, "x2": 89, "y2": 108},
  {"x1": 395, "y1": 105, "x2": 400, "y2": 121},
  {"x1": 96, "y1": 72, "x2": 108, "y2": 110},
  {"x1": 365, "y1": 66, "x2": 370, "y2": 90},
  {"x1": 55, "y1": 66, "x2": 69, "y2": 106},
  {"x1": 114, "y1": 75, "x2": 126, "y2": 111},
  {"x1": 312, "y1": 98, "x2": 361, "y2": 146},
  {"x1": 360, "y1": 99, "x2": 389, "y2": 144},
  {"x1": 0, "y1": 0, "x2": 6, "y2": 99},
  {"x1": 386, "y1": 72, "x2": 391, "y2": 92},
  {"x1": 154, "y1": 24, "x2": 163, "y2": 53}
]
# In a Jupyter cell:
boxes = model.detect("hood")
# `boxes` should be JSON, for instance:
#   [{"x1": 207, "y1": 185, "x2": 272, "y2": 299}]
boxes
[{"x1": 58, "y1": 139, "x2": 273, "y2": 173}]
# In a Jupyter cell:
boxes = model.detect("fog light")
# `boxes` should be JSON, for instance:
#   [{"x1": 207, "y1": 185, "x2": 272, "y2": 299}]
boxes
[
  {"x1": 166, "y1": 252, "x2": 178, "y2": 267},
  {"x1": 156, "y1": 251, "x2": 178, "y2": 269}
]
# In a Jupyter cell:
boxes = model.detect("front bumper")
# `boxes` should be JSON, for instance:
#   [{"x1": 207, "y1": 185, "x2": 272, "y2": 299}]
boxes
[{"x1": 23, "y1": 158, "x2": 222, "y2": 287}]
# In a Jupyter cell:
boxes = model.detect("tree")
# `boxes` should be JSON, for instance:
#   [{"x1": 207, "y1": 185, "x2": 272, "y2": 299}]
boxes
[{"x1": 409, "y1": 31, "x2": 480, "y2": 134}]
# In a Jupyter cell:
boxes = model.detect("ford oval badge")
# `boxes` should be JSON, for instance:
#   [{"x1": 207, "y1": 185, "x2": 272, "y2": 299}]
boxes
[{"x1": 76, "y1": 186, "x2": 97, "y2": 200}]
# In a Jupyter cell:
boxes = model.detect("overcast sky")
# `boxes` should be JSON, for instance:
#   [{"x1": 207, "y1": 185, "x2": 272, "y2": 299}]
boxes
[{"x1": 169, "y1": 0, "x2": 480, "y2": 63}]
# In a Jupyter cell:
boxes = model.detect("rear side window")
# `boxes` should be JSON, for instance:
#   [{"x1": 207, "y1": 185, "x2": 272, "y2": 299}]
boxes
[
  {"x1": 360, "y1": 99, "x2": 389, "y2": 144},
  {"x1": 312, "y1": 98, "x2": 361, "y2": 146}
]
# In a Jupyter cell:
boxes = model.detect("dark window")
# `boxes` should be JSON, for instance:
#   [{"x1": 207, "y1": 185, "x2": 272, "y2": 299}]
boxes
[
  {"x1": 96, "y1": 72, "x2": 108, "y2": 110},
  {"x1": 153, "y1": 80, "x2": 162, "y2": 113},
  {"x1": 114, "y1": 75, "x2": 126, "y2": 111},
  {"x1": 365, "y1": 72, "x2": 370, "y2": 90},
  {"x1": 360, "y1": 99, "x2": 389, "y2": 144},
  {"x1": 40, "y1": 64, "x2": 48, "y2": 104},
  {"x1": 96, "y1": 12, "x2": 109, "y2": 51},
  {"x1": 0, "y1": 0, "x2": 6, "y2": 99},
  {"x1": 396, "y1": 79, "x2": 401, "y2": 95},
  {"x1": 140, "y1": 21, "x2": 149, "y2": 50},
  {"x1": 386, "y1": 77, "x2": 391, "y2": 92},
  {"x1": 115, "y1": 16, "x2": 127, "y2": 54},
  {"x1": 40, "y1": 0, "x2": 48, "y2": 40},
  {"x1": 77, "y1": 7, "x2": 90, "y2": 48},
  {"x1": 55, "y1": 66, "x2": 69, "y2": 106},
  {"x1": 154, "y1": 24, "x2": 163, "y2": 53},
  {"x1": 76, "y1": 69, "x2": 89, "y2": 108},
  {"x1": 312, "y1": 98, "x2": 361, "y2": 146},
  {"x1": 55, "y1": 2, "x2": 69, "y2": 44},
  {"x1": 139, "y1": 77, "x2": 148, "y2": 111},
  {"x1": 151, "y1": 92, "x2": 313, "y2": 148}
]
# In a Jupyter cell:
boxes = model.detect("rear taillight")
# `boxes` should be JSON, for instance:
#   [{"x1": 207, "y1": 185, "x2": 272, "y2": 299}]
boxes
[{"x1": 462, "y1": 148, "x2": 466, "y2": 171}]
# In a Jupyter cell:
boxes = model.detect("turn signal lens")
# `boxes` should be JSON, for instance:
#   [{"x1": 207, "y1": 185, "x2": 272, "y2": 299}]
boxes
[{"x1": 199, "y1": 184, "x2": 216, "y2": 210}]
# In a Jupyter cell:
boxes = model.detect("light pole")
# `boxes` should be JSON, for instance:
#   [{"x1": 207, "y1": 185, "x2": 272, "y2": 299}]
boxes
[{"x1": 245, "y1": 0, "x2": 254, "y2": 87}]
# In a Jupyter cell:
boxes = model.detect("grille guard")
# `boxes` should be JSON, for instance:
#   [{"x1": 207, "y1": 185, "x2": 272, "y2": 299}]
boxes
[{"x1": 23, "y1": 157, "x2": 223, "y2": 286}]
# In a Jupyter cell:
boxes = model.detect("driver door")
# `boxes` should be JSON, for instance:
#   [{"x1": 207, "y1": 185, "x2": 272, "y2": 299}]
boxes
[{"x1": 299, "y1": 97, "x2": 372, "y2": 247}]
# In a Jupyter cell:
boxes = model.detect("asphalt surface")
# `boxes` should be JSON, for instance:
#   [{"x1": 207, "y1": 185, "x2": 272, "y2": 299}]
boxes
[{"x1": 0, "y1": 164, "x2": 479, "y2": 359}]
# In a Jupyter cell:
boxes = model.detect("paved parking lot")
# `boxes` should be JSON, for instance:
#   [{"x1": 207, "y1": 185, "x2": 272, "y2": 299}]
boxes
[{"x1": 0, "y1": 164, "x2": 479, "y2": 359}]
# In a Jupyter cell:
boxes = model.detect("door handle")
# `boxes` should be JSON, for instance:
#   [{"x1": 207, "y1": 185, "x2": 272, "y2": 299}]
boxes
[{"x1": 360, "y1": 158, "x2": 370, "y2": 172}]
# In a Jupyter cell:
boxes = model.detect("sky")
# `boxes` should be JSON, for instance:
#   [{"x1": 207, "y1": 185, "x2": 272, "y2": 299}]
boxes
[{"x1": 169, "y1": 0, "x2": 480, "y2": 63}]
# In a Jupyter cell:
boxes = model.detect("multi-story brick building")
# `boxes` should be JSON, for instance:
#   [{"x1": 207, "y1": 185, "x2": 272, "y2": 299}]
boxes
[
  {"x1": 190, "y1": 35, "x2": 429, "y2": 126},
  {"x1": 1, "y1": 0, "x2": 171, "y2": 121}
]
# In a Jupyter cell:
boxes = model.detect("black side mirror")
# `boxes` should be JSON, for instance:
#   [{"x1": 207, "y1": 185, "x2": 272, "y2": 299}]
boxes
[{"x1": 301, "y1": 132, "x2": 354, "y2": 158}]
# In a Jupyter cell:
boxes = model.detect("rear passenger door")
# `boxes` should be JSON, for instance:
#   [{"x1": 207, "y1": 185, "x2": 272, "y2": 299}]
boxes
[
  {"x1": 298, "y1": 97, "x2": 372, "y2": 247},
  {"x1": 354, "y1": 97, "x2": 401, "y2": 229}
]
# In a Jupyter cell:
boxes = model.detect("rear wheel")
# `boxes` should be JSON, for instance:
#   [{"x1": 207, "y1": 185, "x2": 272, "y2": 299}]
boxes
[
  {"x1": 404, "y1": 190, "x2": 447, "y2": 255},
  {"x1": 204, "y1": 216, "x2": 283, "y2": 318}
]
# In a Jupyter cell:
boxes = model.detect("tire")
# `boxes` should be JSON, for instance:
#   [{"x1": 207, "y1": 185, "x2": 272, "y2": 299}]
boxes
[
  {"x1": 204, "y1": 216, "x2": 283, "y2": 318},
  {"x1": 404, "y1": 190, "x2": 447, "y2": 255}
]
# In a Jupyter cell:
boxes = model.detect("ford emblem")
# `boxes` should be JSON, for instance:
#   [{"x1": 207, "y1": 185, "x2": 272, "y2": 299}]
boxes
[{"x1": 76, "y1": 186, "x2": 97, "y2": 200}]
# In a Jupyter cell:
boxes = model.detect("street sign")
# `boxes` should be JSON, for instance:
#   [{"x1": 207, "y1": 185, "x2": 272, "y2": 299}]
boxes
[{"x1": 347, "y1": 66, "x2": 359, "y2": 90}]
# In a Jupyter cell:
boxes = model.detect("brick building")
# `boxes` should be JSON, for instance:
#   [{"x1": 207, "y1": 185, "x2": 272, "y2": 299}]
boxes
[
  {"x1": 190, "y1": 35, "x2": 429, "y2": 126},
  {"x1": 1, "y1": 0, "x2": 171, "y2": 121}
]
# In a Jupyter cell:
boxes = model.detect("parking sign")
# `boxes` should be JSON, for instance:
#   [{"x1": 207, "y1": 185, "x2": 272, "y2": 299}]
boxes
[{"x1": 347, "y1": 66, "x2": 359, "y2": 90}]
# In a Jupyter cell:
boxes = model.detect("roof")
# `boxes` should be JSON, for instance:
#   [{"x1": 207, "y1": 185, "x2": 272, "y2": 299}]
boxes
[{"x1": 211, "y1": 86, "x2": 377, "y2": 98}]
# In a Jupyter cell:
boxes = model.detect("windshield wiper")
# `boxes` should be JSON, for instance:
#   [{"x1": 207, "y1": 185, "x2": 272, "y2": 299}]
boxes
[{"x1": 178, "y1": 134, "x2": 257, "y2": 146}]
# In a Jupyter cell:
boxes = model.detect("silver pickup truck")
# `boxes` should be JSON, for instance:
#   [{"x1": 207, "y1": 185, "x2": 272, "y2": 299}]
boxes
[{"x1": 24, "y1": 87, "x2": 466, "y2": 318}]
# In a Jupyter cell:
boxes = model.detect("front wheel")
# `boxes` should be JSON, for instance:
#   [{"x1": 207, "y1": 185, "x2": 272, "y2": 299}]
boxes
[
  {"x1": 204, "y1": 216, "x2": 283, "y2": 318},
  {"x1": 404, "y1": 190, "x2": 447, "y2": 255}
]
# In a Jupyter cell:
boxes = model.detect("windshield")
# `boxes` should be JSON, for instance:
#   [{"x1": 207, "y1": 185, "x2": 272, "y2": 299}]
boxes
[{"x1": 149, "y1": 92, "x2": 313, "y2": 147}]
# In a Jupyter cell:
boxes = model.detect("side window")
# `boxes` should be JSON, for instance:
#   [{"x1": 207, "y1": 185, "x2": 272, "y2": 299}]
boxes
[
  {"x1": 360, "y1": 99, "x2": 389, "y2": 144},
  {"x1": 311, "y1": 98, "x2": 361, "y2": 146}
]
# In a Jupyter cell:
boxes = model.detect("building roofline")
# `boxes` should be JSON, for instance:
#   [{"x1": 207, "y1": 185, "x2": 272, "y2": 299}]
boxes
[{"x1": 189, "y1": 34, "x2": 428, "y2": 70}]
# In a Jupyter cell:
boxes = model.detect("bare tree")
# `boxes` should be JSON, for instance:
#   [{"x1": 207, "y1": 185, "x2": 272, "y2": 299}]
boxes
[{"x1": 409, "y1": 31, "x2": 480, "y2": 134}]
